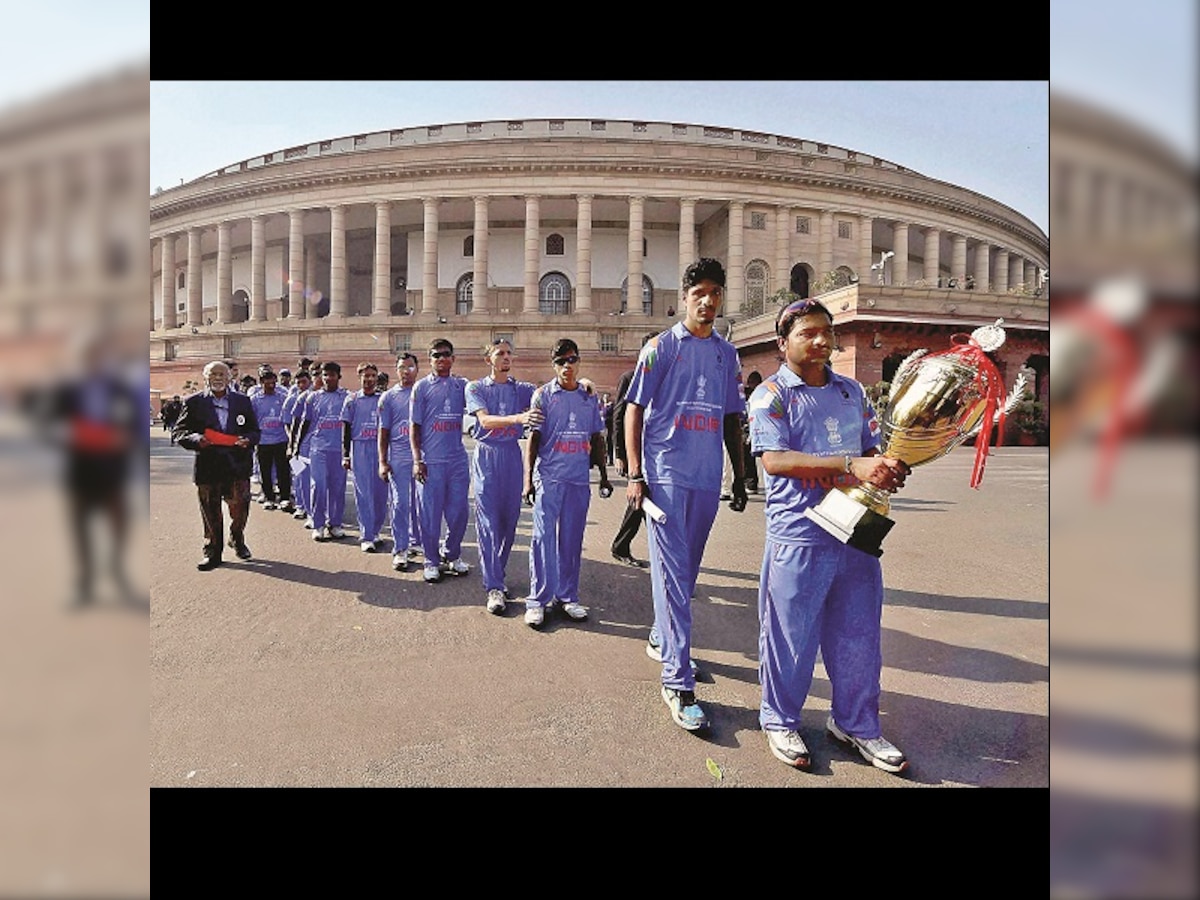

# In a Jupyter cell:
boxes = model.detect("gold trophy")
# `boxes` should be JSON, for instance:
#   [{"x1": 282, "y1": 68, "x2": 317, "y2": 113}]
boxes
[{"x1": 805, "y1": 319, "x2": 1030, "y2": 557}]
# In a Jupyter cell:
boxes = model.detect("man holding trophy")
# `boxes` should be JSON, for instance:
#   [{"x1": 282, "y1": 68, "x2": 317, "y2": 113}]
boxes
[{"x1": 747, "y1": 298, "x2": 911, "y2": 774}]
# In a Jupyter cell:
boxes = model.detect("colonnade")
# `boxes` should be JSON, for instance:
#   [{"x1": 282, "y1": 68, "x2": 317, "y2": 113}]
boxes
[{"x1": 151, "y1": 195, "x2": 1045, "y2": 331}]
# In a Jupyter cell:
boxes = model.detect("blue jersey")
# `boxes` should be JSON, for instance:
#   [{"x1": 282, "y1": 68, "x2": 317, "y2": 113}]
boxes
[
  {"x1": 341, "y1": 390, "x2": 381, "y2": 443},
  {"x1": 748, "y1": 364, "x2": 881, "y2": 545},
  {"x1": 410, "y1": 374, "x2": 468, "y2": 464},
  {"x1": 625, "y1": 321, "x2": 745, "y2": 492},
  {"x1": 465, "y1": 376, "x2": 536, "y2": 446},
  {"x1": 250, "y1": 389, "x2": 288, "y2": 444},
  {"x1": 377, "y1": 385, "x2": 414, "y2": 464},
  {"x1": 530, "y1": 380, "x2": 604, "y2": 486},
  {"x1": 301, "y1": 387, "x2": 349, "y2": 453}
]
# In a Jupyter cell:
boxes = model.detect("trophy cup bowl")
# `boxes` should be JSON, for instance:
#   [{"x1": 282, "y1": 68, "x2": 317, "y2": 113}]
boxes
[{"x1": 804, "y1": 321, "x2": 1017, "y2": 557}]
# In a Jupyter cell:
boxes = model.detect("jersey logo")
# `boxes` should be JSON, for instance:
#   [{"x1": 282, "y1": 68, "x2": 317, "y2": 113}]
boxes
[
  {"x1": 695, "y1": 374, "x2": 707, "y2": 400},
  {"x1": 824, "y1": 416, "x2": 843, "y2": 446}
]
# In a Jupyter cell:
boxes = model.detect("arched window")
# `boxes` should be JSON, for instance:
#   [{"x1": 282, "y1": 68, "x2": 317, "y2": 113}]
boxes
[
  {"x1": 790, "y1": 263, "x2": 811, "y2": 298},
  {"x1": 539, "y1": 272, "x2": 572, "y2": 315},
  {"x1": 456, "y1": 274, "x2": 473, "y2": 315},
  {"x1": 463, "y1": 235, "x2": 474, "y2": 257},
  {"x1": 545, "y1": 233, "x2": 564, "y2": 256},
  {"x1": 231, "y1": 289, "x2": 250, "y2": 324},
  {"x1": 620, "y1": 274, "x2": 654, "y2": 315},
  {"x1": 177, "y1": 271, "x2": 185, "y2": 289},
  {"x1": 744, "y1": 259, "x2": 769, "y2": 316}
]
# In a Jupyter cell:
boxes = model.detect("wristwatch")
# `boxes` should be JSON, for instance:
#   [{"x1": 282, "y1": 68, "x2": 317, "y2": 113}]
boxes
[{"x1": 844, "y1": 454, "x2": 853, "y2": 473}]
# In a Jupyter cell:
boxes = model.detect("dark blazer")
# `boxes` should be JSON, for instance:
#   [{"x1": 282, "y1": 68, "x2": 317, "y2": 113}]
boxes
[
  {"x1": 173, "y1": 390, "x2": 261, "y2": 484},
  {"x1": 611, "y1": 368, "x2": 635, "y2": 465}
]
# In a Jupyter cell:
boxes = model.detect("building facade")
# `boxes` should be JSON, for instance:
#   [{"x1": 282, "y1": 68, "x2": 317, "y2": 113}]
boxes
[{"x1": 148, "y1": 118, "x2": 1049, "y2": 402}]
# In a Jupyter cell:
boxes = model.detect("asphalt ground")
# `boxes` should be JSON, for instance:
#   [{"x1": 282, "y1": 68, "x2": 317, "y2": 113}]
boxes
[{"x1": 149, "y1": 428, "x2": 1049, "y2": 793}]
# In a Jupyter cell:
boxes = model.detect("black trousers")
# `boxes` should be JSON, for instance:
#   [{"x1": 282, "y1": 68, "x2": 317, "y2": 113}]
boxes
[
  {"x1": 611, "y1": 501, "x2": 644, "y2": 557},
  {"x1": 256, "y1": 442, "x2": 291, "y2": 503}
]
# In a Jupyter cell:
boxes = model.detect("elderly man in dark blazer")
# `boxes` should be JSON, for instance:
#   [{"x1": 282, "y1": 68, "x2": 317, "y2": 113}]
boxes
[{"x1": 173, "y1": 361, "x2": 261, "y2": 570}]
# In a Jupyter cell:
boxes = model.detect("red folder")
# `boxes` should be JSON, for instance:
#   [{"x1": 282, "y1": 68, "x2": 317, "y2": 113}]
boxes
[{"x1": 203, "y1": 428, "x2": 240, "y2": 447}]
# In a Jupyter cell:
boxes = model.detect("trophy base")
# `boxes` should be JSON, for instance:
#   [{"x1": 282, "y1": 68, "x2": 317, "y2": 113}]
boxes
[{"x1": 804, "y1": 488, "x2": 895, "y2": 558}]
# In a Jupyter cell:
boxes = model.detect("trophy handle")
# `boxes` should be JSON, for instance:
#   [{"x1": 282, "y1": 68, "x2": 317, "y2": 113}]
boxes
[{"x1": 964, "y1": 370, "x2": 1032, "y2": 440}]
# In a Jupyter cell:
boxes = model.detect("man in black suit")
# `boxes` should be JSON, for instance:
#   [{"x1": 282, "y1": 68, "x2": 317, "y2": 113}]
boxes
[
  {"x1": 173, "y1": 361, "x2": 261, "y2": 570},
  {"x1": 609, "y1": 333, "x2": 656, "y2": 568}
]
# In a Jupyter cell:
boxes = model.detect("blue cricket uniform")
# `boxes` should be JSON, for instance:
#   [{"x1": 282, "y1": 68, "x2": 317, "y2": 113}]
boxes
[
  {"x1": 377, "y1": 384, "x2": 415, "y2": 552},
  {"x1": 748, "y1": 363, "x2": 887, "y2": 739},
  {"x1": 341, "y1": 389, "x2": 387, "y2": 543},
  {"x1": 410, "y1": 373, "x2": 469, "y2": 563},
  {"x1": 301, "y1": 387, "x2": 349, "y2": 530},
  {"x1": 625, "y1": 321, "x2": 745, "y2": 691},
  {"x1": 282, "y1": 387, "x2": 312, "y2": 514},
  {"x1": 526, "y1": 380, "x2": 603, "y2": 610},
  {"x1": 466, "y1": 376, "x2": 536, "y2": 594}
]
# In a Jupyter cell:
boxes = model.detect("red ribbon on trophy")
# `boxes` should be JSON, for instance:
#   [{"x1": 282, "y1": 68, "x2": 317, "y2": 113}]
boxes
[{"x1": 920, "y1": 330, "x2": 1008, "y2": 490}]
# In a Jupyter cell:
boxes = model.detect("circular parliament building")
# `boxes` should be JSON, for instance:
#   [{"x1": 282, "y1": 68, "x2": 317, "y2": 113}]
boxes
[{"x1": 150, "y1": 118, "x2": 1049, "y2": 410}]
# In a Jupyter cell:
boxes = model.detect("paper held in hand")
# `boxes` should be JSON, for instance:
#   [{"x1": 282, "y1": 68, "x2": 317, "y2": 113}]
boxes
[{"x1": 641, "y1": 497, "x2": 667, "y2": 524}]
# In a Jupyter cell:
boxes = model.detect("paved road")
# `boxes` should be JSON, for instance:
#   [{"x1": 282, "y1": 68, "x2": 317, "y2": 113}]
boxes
[{"x1": 150, "y1": 429, "x2": 1048, "y2": 789}]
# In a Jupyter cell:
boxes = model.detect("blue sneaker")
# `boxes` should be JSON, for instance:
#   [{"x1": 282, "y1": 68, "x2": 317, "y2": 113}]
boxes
[{"x1": 661, "y1": 685, "x2": 709, "y2": 732}]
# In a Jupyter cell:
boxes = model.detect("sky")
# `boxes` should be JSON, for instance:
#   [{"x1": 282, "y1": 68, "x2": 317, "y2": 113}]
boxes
[{"x1": 149, "y1": 81, "x2": 1052, "y2": 237}]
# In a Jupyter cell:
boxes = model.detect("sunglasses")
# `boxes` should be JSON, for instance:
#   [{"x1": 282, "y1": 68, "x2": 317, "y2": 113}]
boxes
[
  {"x1": 553, "y1": 355, "x2": 580, "y2": 366},
  {"x1": 429, "y1": 350, "x2": 453, "y2": 359}
]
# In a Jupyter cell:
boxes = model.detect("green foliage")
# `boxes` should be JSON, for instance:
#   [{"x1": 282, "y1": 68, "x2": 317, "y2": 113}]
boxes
[{"x1": 1011, "y1": 399, "x2": 1047, "y2": 435}]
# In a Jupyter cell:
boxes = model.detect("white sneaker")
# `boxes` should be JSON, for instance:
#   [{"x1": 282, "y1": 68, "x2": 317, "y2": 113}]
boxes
[
  {"x1": 826, "y1": 716, "x2": 908, "y2": 774},
  {"x1": 263, "y1": 501, "x2": 278, "y2": 510},
  {"x1": 766, "y1": 728, "x2": 812, "y2": 770},
  {"x1": 304, "y1": 517, "x2": 315, "y2": 528},
  {"x1": 443, "y1": 558, "x2": 470, "y2": 576},
  {"x1": 392, "y1": 553, "x2": 406, "y2": 571},
  {"x1": 486, "y1": 589, "x2": 506, "y2": 614},
  {"x1": 559, "y1": 601, "x2": 588, "y2": 621},
  {"x1": 423, "y1": 564, "x2": 442, "y2": 583},
  {"x1": 293, "y1": 509, "x2": 307, "y2": 520},
  {"x1": 524, "y1": 605, "x2": 544, "y2": 627},
  {"x1": 312, "y1": 527, "x2": 327, "y2": 542},
  {"x1": 329, "y1": 526, "x2": 345, "y2": 539},
  {"x1": 361, "y1": 541, "x2": 376, "y2": 553}
]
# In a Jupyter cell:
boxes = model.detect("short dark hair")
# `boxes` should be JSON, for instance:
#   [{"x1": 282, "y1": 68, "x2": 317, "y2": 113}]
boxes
[
  {"x1": 321, "y1": 361, "x2": 341, "y2": 375},
  {"x1": 356, "y1": 362, "x2": 378, "y2": 375},
  {"x1": 298, "y1": 357, "x2": 313, "y2": 369},
  {"x1": 682, "y1": 258, "x2": 726, "y2": 291},
  {"x1": 552, "y1": 338, "x2": 579, "y2": 359},
  {"x1": 776, "y1": 297, "x2": 834, "y2": 338},
  {"x1": 428, "y1": 338, "x2": 454, "y2": 355},
  {"x1": 397, "y1": 352, "x2": 419, "y2": 367},
  {"x1": 295, "y1": 370, "x2": 312, "y2": 381}
]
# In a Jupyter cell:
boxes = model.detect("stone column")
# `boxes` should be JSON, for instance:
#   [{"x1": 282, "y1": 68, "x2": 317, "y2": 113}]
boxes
[
  {"x1": 626, "y1": 196, "x2": 645, "y2": 316},
  {"x1": 523, "y1": 195, "x2": 540, "y2": 314},
  {"x1": 216, "y1": 221, "x2": 233, "y2": 323},
  {"x1": 1010, "y1": 254, "x2": 1025, "y2": 293},
  {"x1": 923, "y1": 227, "x2": 940, "y2": 284},
  {"x1": 305, "y1": 237, "x2": 318, "y2": 316},
  {"x1": 994, "y1": 248, "x2": 1010, "y2": 293},
  {"x1": 329, "y1": 205, "x2": 347, "y2": 317},
  {"x1": 859, "y1": 214, "x2": 873, "y2": 280},
  {"x1": 422, "y1": 197, "x2": 439, "y2": 315},
  {"x1": 951, "y1": 233, "x2": 967, "y2": 284},
  {"x1": 186, "y1": 226, "x2": 203, "y2": 326},
  {"x1": 974, "y1": 241, "x2": 990, "y2": 293},
  {"x1": 775, "y1": 205, "x2": 791, "y2": 295},
  {"x1": 472, "y1": 196, "x2": 489, "y2": 315},
  {"x1": 250, "y1": 216, "x2": 266, "y2": 321},
  {"x1": 159, "y1": 233, "x2": 177, "y2": 330},
  {"x1": 374, "y1": 201, "x2": 391, "y2": 316},
  {"x1": 679, "y1": 197, "x2": 697, "y2": 281},
  {"x1": 727, "y1": 200, "x2": 745, "y2": 317},
  {"x1": 288, "y1": 210, "x2": 305, "y2": 319},
  {"x1": 575, "y1": 194, "x2": 593, "y2": 313},
  {"x1": 819, "y1": 209, "x2": 834, "y2": 281},
  {"x1": 1024, "y1": 260, "x2": 1037, "y2": 294},
  {"x1": 893, "y1": 223, "x2": 910, "y2": 284}
]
